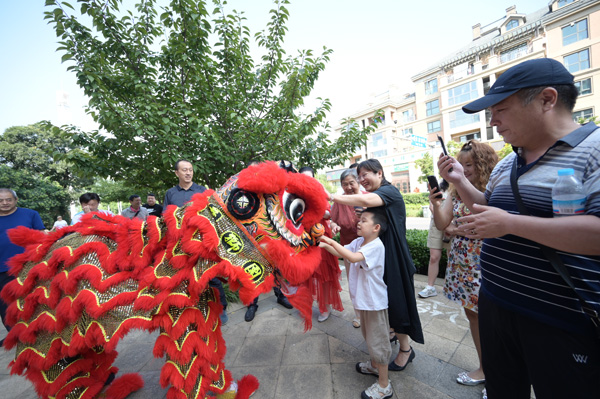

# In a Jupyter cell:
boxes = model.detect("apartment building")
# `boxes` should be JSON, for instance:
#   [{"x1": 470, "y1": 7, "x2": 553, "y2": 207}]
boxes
[{"x1": 326, "y1": 0, "x2": 600, "y2": 193}]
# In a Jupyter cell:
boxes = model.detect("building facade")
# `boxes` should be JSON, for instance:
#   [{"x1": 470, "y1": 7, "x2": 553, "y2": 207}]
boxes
[{"x1": 326, "y1": 0, "x2": 600, "y2": 193}]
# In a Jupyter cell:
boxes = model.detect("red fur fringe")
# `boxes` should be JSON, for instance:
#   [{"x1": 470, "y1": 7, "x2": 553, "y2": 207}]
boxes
[
  {"x1": 266, "y1": 239, "x2": 322, "y2": 285},
  {"x1": 105, "y1": 373, "x2": 144, "y2": 399},
  {"x1": 286, "y1": 284, "x2": 316, "y2": 331},
  {"x1": 235, "y1": 375, "x2": 260, "y2": 399}
]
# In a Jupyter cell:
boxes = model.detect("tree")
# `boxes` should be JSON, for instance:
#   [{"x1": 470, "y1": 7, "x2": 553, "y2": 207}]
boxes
[
  {"x1": 45, "y1": 0, "x2": 376, "y2": 191},
  {"x1": 414, "y1": 151, "x2": 434, "y2": 184},
  {"x1": 0, "y1": 123, "x2": 94, "y2": 196},
  {"x1": 0, "y1": 165, "x2": 70, "y2": 228},
  {"x1": 414, "y1": 138, "x2": 463, "y2": 184}
]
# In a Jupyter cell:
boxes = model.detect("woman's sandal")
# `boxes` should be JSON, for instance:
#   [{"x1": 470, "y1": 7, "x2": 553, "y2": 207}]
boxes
[
  {"x1": 352, "y1": 318, "x2": 360, "y2": 328},
  {"x1": 389, "y1": 332, "x2": 398, "y2": 345},
  {"x1": 388, "y1": 346, "x2": 415, "y2": 371}
]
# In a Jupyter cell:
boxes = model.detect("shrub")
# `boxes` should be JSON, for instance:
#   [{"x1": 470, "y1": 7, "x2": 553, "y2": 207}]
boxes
[
  {"x1": 402, "y1": 192, "x2": 430, "y2": 205},
  {"x1": 406, "y1": 229, "x2": 447, "y2": 278},
  {"x1": 405, "y1": 204, "x2": 424, "y2": 218},
  {"x1": 224, "y1": 284, "x2": 240, "y2": 303}
]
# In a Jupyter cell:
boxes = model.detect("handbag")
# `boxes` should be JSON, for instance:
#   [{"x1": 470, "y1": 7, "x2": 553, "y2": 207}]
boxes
[{"x1": 510, "y1": 157, "x2": 600, "y2": 338}]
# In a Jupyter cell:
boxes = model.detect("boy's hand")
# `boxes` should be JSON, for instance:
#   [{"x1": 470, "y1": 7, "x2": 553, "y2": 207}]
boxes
[{"x1": 320, "y1": 235, "x2": 334, "y2": 245}]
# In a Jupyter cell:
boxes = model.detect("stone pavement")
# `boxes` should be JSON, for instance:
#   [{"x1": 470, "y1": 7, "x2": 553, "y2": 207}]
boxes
[{"x1": 0, "y1": 265, "x2": 492, "y2": 399}]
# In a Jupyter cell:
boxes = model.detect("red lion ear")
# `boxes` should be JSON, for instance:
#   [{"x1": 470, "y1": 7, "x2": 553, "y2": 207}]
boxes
[
  {"x1": 285, "y1": 173, "x2": 329, "y2": 228},
  {"x1": 237, "y1": 161, "x2": 289, "y2": 194}
]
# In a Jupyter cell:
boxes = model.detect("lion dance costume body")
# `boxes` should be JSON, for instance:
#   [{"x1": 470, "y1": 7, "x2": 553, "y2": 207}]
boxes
[{"x1": 1, "y1": 162, "x2": 332, "y2": 399}]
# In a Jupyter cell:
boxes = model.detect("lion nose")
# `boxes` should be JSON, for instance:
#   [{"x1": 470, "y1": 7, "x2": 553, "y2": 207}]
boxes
[
  {"x1": 299, "y1": 223, "x2": 324, "y2": 247},
  {"x1": 310, "y1": 223, "x2": 325, "y2": 240}
]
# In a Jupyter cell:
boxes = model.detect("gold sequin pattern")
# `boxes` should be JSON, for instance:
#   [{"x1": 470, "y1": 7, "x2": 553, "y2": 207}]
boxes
[{"x1": 199, "y1": 197, "x2": 274, "y2": 286}]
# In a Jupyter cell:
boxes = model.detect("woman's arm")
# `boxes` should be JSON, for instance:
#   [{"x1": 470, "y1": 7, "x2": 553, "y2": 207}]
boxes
[
  {"x1": 330, "y1": 192, "x2": 383, "y2": 208},
  {"x1": 432, "y1": 196, "x2": 453, "y2": 231}
]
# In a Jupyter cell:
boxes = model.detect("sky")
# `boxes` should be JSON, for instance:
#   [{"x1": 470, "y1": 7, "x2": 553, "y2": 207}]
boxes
[{"x1": 0, "y1": 0, "x2": 545, "y2": 133}]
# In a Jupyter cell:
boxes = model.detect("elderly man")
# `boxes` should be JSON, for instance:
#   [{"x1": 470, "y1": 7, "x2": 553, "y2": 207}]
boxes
[
  {"x1": 0, "y1": 188, "x2": 45, "y2": 340},
  {"x1": 121, "y1": 195, "x2": 149, "y2": 221},
  {"x1": 438, "y1": 58, "x2": 600, "y2": 399},
  {"x1": 71, "y1": 192, "x2": 113, "y2": 225}
]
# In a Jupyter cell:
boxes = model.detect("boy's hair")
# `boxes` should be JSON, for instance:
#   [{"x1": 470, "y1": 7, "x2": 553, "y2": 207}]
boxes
[
  {"x1": 363, "y1": 207, "x2": 388, "y2": 236},
  {"x1": 79, "y1": 192, "x2": 100, "y2": 204}
]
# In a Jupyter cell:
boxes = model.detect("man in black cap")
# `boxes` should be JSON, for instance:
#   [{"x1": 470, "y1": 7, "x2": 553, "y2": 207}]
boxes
[{"x1": 438, "y1": 58, "x2": 600, "y2": 399}]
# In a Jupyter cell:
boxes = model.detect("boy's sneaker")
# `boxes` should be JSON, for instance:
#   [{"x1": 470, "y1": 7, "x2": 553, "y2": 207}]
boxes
[
  {"x1": 355, "y1": 360, "x2": 379, "y2": 376},
  {"x1": 361, "y1": 380, "x2": 393, "y2": 399},
  {"x1": 418, "y1": 286, "x2": 437, "y2": 298}
]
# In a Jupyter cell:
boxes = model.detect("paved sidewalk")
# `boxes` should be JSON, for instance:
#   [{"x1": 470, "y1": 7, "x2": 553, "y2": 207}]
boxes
[{"x1": 0, "y1": 270, "x2": 486, "y2": 399}]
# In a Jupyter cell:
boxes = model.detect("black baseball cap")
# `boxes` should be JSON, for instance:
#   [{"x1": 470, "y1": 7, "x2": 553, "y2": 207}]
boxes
[{"x1": 462, "y1": 58, "x2": 574, "y2": 114}]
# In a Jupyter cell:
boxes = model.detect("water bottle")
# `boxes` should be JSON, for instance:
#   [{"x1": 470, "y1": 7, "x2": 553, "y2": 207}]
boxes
[{"x1": 552, "y1": 168, "x2": 586, "y2": 217}]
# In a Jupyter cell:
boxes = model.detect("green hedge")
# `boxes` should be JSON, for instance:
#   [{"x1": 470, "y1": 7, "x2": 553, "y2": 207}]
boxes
[
  {"x1": 402, "y1": 192, "x2": 430, "y2": 205},
  {"x1": 406, "y1": 229, "x2": 448, "y2": 278}
]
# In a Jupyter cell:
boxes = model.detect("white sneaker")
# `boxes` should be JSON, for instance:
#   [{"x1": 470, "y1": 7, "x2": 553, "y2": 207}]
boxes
[
  {"x1": 418, "y1": 286, "x2": 437, "y2": 298},
  {"x1": 361, "y1": 380, "x2": 393, "y2": 399}
]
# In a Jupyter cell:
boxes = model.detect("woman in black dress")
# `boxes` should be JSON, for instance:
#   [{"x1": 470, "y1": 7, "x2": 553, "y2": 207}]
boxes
[{"x1": 329, "y1": 159, "x2": 424, "y2": 371}]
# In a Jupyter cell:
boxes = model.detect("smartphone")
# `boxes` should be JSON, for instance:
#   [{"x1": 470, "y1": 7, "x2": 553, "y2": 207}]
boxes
[
  {"x1": 427, "y1": 175, "x2": 443, "y2": 198},
  {"x1": 437, "y1": 135, "x2": 453, "y2": 172},
  {"x1": 437, "y1": 135, "x2": 448, "y2": 156}
]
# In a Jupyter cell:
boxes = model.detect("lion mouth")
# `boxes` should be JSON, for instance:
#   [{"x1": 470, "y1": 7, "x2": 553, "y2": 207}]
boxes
[{"x1": 265, "y1": 194, "x2": 304, "y2": 247}]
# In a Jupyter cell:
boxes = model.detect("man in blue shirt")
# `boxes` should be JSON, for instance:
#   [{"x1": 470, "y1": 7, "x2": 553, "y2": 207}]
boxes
[
  {"x1": 163, "y1": 160, "x2": 229, "y2": 323},
  {"x1": 163, "y1": 160, "x2": 208, "y2": 208},
  {"x1": 0, "y1": 188, "x2": 45, "y2": 341}
]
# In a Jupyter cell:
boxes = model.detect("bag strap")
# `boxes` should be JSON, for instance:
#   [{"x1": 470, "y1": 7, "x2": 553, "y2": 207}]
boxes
[{"x1": 510, "y1": 158, "x2": 600, "y2": 336}]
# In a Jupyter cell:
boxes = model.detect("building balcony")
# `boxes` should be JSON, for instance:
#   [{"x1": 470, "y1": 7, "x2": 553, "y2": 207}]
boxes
[{"x1": 499, "y1": 43, "x2": 532, "y2": 64}]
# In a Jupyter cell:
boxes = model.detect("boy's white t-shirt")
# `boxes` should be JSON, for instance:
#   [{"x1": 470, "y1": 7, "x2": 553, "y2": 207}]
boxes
[{"x1": 345, "y1": 236, "x2": 387, "y2": 311}]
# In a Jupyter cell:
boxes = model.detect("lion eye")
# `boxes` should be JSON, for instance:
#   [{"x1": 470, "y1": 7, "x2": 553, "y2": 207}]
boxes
[{"x1": 283, "y1": 192, "x2": 306, "y2": 227}]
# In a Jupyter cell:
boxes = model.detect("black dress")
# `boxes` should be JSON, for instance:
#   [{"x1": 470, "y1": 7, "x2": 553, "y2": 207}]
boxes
[{"x1": 373, "y1": 183, "x2": 424, "y2": 344}]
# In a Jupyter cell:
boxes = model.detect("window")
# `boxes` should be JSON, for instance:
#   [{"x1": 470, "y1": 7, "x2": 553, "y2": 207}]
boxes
[
  {"x1": 401, "y1": 128, "x2": 413, "y2": 137},
  {"x1": 402, "y1": 109, "x2": 415, "y2": 122},
  {"x1": 459, "y1": 132, "x2": 481, "y2": 142},
  {"x1": 371, "y1": 132, "x2": 387, "y2": 147},
  {"x1": 500, "y1": 43, "x2": 528, "y2": 64},
  {"x1": 575, "y1": 78, "x2": 592, "y2": 95},
  {"x1": 564, "y1": 49, "x2": 590, "y2": 73},
  {"x1": 426, "y1": 99, "x2": 440, "y2": 116},
  {"x1": 450, "y1": 110, "x2": 480, "y2": 129},
  {"x1": 572, "y1": 108, "x2": 594, "y2": 122},
  {"x1": 558, "y1": 0, "x2": 575, "y2": 7},
  {"x1": 427, "y1": 120, "x2": 441, "y2": 133},
  {"x1": 425, "y1": 78, "x2": 438, "y2": 95},
  {"x1": 372, "y1": 149, "x2": 388, "y2": 158},
  {"x1": 447, "y1": 80, "x2": 478, "y2": 106},
  {"x1": 562, "y1": 19, "x2": 588, "y2": 46},
  {"x1": 506, "y1": 19, "x2": 519, "y2": 31}
]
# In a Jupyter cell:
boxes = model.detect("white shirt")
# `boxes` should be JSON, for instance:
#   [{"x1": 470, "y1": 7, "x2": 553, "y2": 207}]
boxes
[
  {"x1": 345, "y1": 237, "x2": 387, "y2": 311},
  {"x1": 71, "y1": 209, "x2": 113, "y2": 225},
  {"x1": 52, "y1": 220, "x2": 68, "y2": 229}
]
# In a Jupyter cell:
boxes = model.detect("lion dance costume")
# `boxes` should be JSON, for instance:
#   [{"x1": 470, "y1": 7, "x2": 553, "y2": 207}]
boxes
[{"x1": 1, "y1": 162, "x2": 333, "y2": 399}]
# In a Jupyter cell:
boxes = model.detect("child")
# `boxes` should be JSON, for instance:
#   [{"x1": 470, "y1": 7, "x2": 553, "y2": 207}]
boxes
[{"x1": 320, "y1": 208, "x2": 393, "y2": 399}]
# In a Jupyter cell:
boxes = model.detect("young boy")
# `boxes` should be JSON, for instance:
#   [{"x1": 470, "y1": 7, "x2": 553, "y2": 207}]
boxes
[{"x1": 320, "y1": 208, "x2": 393, "y2": 399}]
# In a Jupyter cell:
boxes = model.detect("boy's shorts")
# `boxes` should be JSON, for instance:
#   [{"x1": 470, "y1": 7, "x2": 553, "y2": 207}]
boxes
[
  {"x1": 426, "y1": 217, "x2": 450, "y2": 250},
  {"x1": 358, "y1": 309, "x2": 392, "y2": 365}
]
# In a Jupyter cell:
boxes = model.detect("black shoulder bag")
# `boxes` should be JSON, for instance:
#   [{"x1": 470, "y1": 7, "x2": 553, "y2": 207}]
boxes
[{"x1": 510, "y1": 158, "x2": 600, "y2": 338}]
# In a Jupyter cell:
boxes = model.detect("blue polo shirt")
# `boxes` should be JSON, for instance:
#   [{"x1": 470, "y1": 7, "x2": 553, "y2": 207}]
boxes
[
  {"x1": 0, "y1": 208, "x2": 45, "y2": 272},
  {"x1": 481, "y1": 122, "x2": 600, "y2": 336},
  {"x1": 163, "y1": 183, "x2": 207, "y2": 207}
]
